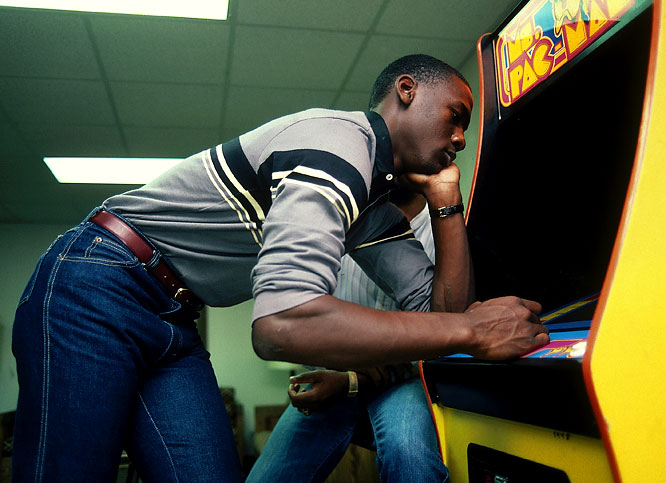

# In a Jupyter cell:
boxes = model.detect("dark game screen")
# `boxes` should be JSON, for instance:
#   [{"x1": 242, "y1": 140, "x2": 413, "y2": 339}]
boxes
[{"x1": 466, "y1": 6, "x2": 652, "y2": 313}]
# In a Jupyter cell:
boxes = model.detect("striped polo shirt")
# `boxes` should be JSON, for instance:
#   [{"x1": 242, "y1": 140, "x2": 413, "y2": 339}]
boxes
[{"x1": 103, "y1": 108, "x2": 435, "y2": 320}]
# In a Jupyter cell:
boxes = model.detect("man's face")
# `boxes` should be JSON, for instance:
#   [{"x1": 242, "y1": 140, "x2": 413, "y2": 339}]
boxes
[{"x1": 395, "y1": 76, "x2": 473, "y2": 176}]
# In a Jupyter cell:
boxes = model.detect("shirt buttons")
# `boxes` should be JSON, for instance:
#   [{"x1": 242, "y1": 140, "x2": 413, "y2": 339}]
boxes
[{"x1": 385, "y1": 174, "x2": 394, "y2": 181}]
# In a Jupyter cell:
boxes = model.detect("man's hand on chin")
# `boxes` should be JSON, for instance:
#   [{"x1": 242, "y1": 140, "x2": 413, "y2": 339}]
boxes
[{"x1": 398, "y1": 162, "x2": 461, "y2": 201}]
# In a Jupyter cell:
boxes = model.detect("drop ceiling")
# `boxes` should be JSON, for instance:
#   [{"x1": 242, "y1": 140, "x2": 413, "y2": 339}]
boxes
[{"x1": 0, "y1": 0, "x2": 521, "y2": 224}]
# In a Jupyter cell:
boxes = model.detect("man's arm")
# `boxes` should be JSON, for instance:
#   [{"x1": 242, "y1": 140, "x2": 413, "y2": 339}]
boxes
[
  {"x1": 253, "y1": 163, "x2": 548, "y2": 368},
  {"x1": 252, "y1": 294, "x2": 548, "y2": 368},
  {"x1": 401, "y1": 162, "x2": 474, "y2": 313}
]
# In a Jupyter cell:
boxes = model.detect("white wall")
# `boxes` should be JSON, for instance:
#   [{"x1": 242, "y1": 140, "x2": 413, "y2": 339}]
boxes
[{"x1": 0, "y1": 223, "x2": 69, "y2": 414}]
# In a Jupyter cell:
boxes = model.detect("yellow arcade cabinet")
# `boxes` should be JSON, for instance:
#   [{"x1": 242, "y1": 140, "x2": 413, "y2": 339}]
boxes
[{"x1": 420, "y1": 0, "x2": 666, "y2": 481}]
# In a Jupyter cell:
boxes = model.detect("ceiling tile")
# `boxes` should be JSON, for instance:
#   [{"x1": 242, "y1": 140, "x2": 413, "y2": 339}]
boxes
[
  {"x1": 0, "y1": 78, "x2": 116, "y2": 125},
  {"x1": 0, "y1": 118, "x2": 31, "y2": 157},
  {"x1": 124, "y1": 127, "x2": 220, "y2": 157},
  {"x1": 237, "y1": 0, "x2": 383, "y2": 31},
  {"x1": 90, "y1": 16, "x2": 230, "y2": 83},
  {"x1": 0, "y1": 8, "x2": 100, "y2": 79},
  {"x1": 344, "y1": 35, "x2": 471, "y2": 92},
  {"x1": 377, "y1": 0, "x2": 521, "y2": 40},
  {"x1": 17, "y1": 124, "x2": 126, "y2": 157},
  {"x1": 0, "y1": 154, "x2": 59, "y2": 188},
  {"x1": 112, "y1": 82, "x2": 224, "y2": 128},
  {"x1": 223, "y1": 86, "x2": 336, "y2": 136},
  {"x1": 231, "y1": 26, "x2": 365, "y2": 89}
]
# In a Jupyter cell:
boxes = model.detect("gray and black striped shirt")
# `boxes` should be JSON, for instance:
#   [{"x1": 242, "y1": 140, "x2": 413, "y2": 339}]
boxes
[{"x1": 104, "y1": 108, "x2": 435, "y2": 320}]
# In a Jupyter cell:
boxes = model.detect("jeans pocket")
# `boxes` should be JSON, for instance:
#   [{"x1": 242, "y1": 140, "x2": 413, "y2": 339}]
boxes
[{"x1": 80, "y1": 232, "x2": 139, "y2": 267}]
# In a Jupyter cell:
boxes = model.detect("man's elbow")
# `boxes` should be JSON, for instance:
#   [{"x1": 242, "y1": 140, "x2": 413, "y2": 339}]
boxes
[{"x1": 251, "y1": 315, "x2": 290, "y2": 361}]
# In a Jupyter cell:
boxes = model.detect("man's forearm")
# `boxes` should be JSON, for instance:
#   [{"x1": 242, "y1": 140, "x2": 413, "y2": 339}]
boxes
[
  {"x1": 425, "y1": 185, "x2": 475, "y2": 313},
  {"x1": 252, "y1": 295, "x2": 472, "y2": 369},
  {"x1": 252, "y1": 294, "x2": 548, "y2": 368}
]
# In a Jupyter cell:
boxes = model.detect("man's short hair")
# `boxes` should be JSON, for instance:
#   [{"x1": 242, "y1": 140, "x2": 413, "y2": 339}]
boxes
[{"x1": 369, "y1": 54, "x2": 469, "y2": 110}]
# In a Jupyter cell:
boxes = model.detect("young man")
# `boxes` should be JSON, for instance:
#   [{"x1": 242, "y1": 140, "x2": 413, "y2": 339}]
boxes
[{"x1": 12, "y1": 54, "x2": 548, "y2": 482}]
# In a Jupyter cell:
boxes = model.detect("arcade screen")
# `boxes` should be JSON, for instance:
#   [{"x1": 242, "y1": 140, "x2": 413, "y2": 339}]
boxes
[{"x1": 466, "y1": 0, "x2": 653, "y2": 314}]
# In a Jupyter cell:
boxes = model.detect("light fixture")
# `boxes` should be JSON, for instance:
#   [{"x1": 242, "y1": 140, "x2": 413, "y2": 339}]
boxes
[
  {"x1": 0, "y1": 1, "x2": 229, "y2": 20},
  {"x1": 44, "y1": 157, "x2": 183, "y2": 184}
]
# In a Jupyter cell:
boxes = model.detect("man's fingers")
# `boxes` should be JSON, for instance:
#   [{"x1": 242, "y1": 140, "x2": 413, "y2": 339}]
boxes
[
  {"x1": 534, "y1": 331, "x2": 550, "y2": 347},
  {"x1": 527, "y1": 308, "x2": 542, "y2": 324},
  {"x1": 289, "y1": 382, "x2": 316, "y2": 400},
  {"x1": 480, "y1": 296, "x2": 541, "y2": 313},
  {"x1": 465, "y1": 300, "x2": 483, "y2": 311},
  {"x1": 289, "y1": 374, "x2": 315, "y2": 384},
  {"x1": 290, "y1": 388, "x2": 316, "y2": 403},
  {"x1": 521, "y1": 298, "x2": 542, "y2": 315},
  {"x1": 288, "y1": 384, "x2": 300, "y2": 399}
]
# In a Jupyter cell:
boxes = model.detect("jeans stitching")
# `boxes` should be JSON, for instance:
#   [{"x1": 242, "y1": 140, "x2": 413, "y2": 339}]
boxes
[
  {"x1": 61, "y1": 258, "x2": 140, "y2": 268},
  {"x1": 84, "y1": 236, "x2": 136, "y2": 261},
  {"x1": 34, "y1": 229, "x2": 81, "y2": 482},
  {"x1": 367, "y1": 406, "x2": 385, "y2": 478},
  {"x1": 59, "y1": 224, "x2": 138, "y2": 267},
  {"x1": 156, "y1": 323, "x2": 175, "y2": 361},
  {"x1": 137, "y1": 392, "x2": 179, "y2": 483},
  {"x1": 19, "y1": 235, "x2": 63, "y2": 307}
]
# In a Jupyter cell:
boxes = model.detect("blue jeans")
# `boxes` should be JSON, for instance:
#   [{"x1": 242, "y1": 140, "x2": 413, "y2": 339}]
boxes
[
  {"x1": 247, "y1": 378, "x2": 449, "y2": 483},
  {"x1": 11, "y1": 211, "x2": 244, "y2": 482}
]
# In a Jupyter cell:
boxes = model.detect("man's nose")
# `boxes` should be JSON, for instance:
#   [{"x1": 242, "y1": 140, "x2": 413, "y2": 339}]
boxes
[{"x1": 452, "y1": 130, "x2": 466, "y2": 151}]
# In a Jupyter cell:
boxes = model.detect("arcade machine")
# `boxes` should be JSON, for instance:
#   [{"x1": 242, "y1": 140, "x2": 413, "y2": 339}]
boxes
[{"x1": 420, "y1": 0, "x2": 666, "y2": 481}]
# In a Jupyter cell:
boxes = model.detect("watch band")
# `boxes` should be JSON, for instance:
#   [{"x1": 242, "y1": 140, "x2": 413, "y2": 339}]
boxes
[
  {"x1": 430, "y1": 203, "x2": 464, "y2": 218},
  {"x1": 347, "y1": 370, "x2": 359, "y2": 397}
]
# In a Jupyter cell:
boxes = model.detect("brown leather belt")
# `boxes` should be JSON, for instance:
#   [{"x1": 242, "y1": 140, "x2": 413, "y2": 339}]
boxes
[{"x1": 90, "y1": 210, "x2": 204, "y2": 311}]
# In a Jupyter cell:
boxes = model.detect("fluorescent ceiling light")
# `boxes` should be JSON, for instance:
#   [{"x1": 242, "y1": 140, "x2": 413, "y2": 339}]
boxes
[
  {"x1": 0, "y1": 1, "x2": 229, "y2": 20},
  {"x1": 44, "y1": 157, "x2": 183, "y2": 184}
]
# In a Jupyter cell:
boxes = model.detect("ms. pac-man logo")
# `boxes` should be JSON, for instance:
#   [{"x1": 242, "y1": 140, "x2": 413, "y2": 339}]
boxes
[{"x1": 495, "y1": 0, "x2": 636, "y2": 107}]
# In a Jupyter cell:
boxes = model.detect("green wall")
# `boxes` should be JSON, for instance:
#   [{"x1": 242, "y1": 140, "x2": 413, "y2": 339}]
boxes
[{"x1": 457, "y1": 50, "x2": 483, "y2": 206}]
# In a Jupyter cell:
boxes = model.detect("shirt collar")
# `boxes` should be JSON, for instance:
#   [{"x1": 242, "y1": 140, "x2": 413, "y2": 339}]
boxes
[
  {"x1": 365, "y1": 111, "x2": 397, "y2": 201},
  {"x1": 366, "y1": 111, "x2": 394, "y2": 176}
]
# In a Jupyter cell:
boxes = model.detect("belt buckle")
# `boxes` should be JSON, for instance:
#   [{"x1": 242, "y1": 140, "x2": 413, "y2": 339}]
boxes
[{"x1": 174, "y1": 287, "x2": 204, "y2": 311}]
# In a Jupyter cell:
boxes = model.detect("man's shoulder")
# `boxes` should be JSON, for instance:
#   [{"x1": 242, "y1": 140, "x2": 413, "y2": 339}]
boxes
[
  {"x1": 278, "y1": 108, "x2": 374, "y2": 139},
  {"x1": 288, "y1": 107, "x2": 369, "y2": 124},
  {"x1": 241, "y1": 108, "x2": 374, "y2": 151},
  {"x1": 244, "y1": 108, "x2": 378, "y2": 170}
]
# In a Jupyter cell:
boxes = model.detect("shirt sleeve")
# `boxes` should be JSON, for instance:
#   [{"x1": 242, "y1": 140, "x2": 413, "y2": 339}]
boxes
[{"x1": 251, "y1": 148, "x2": 370, "y2": 321}]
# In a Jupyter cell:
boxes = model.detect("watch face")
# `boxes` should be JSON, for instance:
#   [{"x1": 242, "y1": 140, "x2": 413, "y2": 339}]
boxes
[{"x1": 434, "y1": 204, "x2": 463, "y2": 217}]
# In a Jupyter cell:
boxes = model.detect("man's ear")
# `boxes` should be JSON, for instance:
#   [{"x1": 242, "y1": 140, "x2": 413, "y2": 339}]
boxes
[{"x1": 395, "y1": 74, "x2": 417, "y2": 106}]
